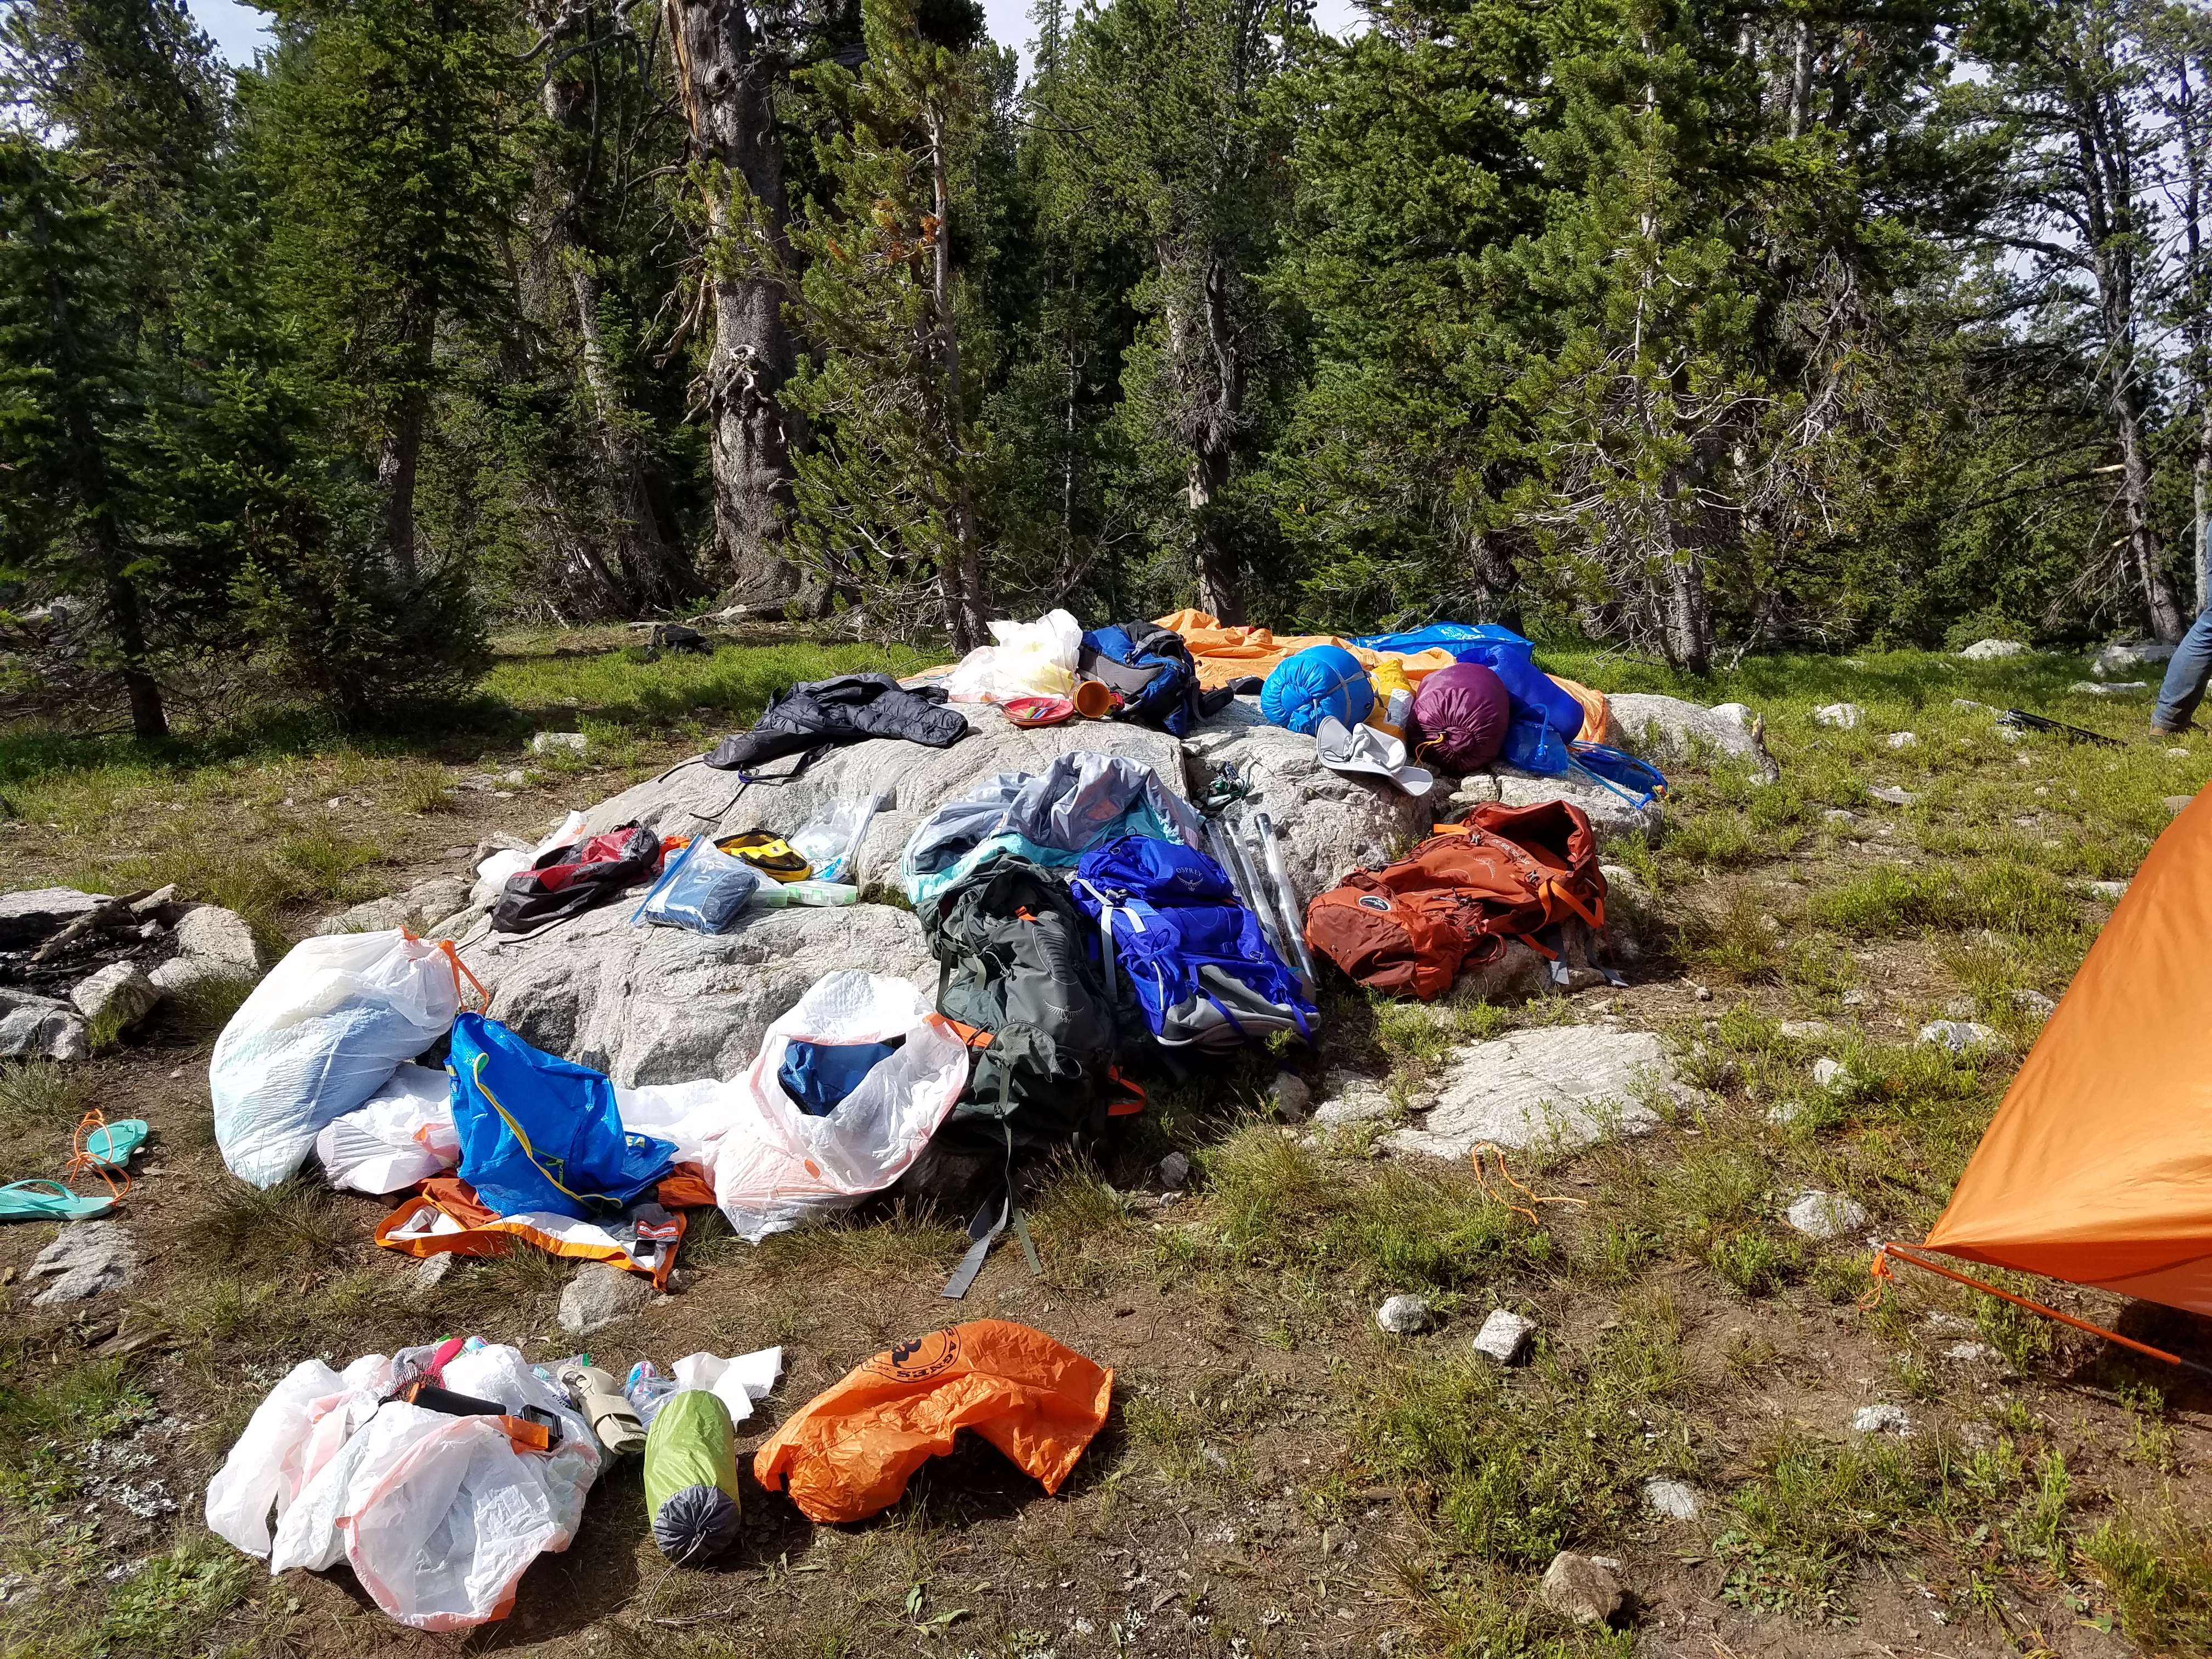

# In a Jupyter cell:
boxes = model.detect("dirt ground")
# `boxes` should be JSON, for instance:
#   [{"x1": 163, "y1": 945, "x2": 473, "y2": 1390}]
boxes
[{"x1": 4, "y1": 644, "x2": 2211, "y2": 1659}]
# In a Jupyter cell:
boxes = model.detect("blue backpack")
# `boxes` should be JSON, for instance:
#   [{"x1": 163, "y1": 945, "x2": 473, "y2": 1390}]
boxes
[
  {"x1": 448, "y1": 1014, "x2": 677, "y2": 1218},
  {"x1": 1072, "y1": 837, "x2": 1316, "y2": 1051},
  {"x1": 1077, "y1": 623, "x2": 1234, "y2": 737}
]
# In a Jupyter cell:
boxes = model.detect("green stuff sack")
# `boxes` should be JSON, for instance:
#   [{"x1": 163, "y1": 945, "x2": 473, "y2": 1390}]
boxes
[{"x1": 644, "y1": 1390, "x2": 741, "y2": 1563}]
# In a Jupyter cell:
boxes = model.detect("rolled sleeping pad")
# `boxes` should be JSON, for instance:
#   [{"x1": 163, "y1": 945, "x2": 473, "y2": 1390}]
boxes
[
  {"x1": 645, "y1": 1388, "x2": 742, "y2": 1564},
  {"x1": 1410, "y1": 662, "x2": 1511, "y2": 773},
  {"x1": 1258, "y1": 645, "x2": 1375, "y2": 737}
]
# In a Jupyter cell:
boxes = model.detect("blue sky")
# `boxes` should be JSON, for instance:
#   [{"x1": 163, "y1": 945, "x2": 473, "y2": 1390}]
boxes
[{"x1": 188, "y1": 0, "x2": 1367, "y2": 74}]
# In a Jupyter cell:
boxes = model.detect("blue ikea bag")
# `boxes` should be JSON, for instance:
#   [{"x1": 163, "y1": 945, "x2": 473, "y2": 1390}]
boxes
[
  {"x1": 1259, "y1": 645, "x2": 1374, "y2": 735},
  {"x1": 448, "y1": 1014, "x2": 677, "y2": 1217},
  {"x1": 1350, "y1": 622, "x2": 1528, "y2": 655},
  {"x1": 1071, "y1": 836, "x2": 1314, "y2": 1051}
]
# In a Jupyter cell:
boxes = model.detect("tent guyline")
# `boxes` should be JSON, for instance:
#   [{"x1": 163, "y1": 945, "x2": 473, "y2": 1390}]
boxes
[{"x1": 1867, "y1": 1243, "x2": 2212, "y2": 1384}]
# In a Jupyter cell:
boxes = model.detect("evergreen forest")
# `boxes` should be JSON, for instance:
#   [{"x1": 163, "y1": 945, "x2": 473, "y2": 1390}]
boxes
[{"x1": 6, "y1": 0, "x2": 2212, "y2": 732}]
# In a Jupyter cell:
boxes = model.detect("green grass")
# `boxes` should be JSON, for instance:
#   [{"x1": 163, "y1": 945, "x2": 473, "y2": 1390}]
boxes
[
  {"x1": 0, "y1": 1060, "x2": 91, "y2": 1135},
  {"x1": 96, "y1": 1534, "x2": 254, "y2": 1655},
  {"x1": 189, "y1": 1178, "x2": 347, "y2": 1273},
  {"x1": 2083, "y1": 1503, "x2": 2212, "y2": 1652}
]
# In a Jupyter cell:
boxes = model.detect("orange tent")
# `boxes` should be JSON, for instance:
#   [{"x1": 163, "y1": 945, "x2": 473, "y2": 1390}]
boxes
[{"x1": 1917, "y1": 788, "x2": 2212, "y2": 1314}]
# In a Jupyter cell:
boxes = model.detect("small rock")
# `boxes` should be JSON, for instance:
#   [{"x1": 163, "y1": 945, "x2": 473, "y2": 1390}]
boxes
[
  {"x1": 1446, "y1": 772, "x2": 1503, "y2": 809},
  {"x1": 70, "y1": 962, "x2": 159, "y2": 1030},
  {"x1": 531, "y1": 731, "x2": 589, "y2": 755},
  {"x1": 2169, "y1": 747, "x2": 2192, "y2": 759},
  {"x1": 1867, "y1": 785, "x2": 1920, "y2": 806},
  {"x1": 557, "y1": 1261, "x2": 652, "y2": 1336},
  {"x1": 2010, "y1": 989, "x2": 2056, "y2": 1020},
  {"x1": 129, "y1": 885, "x2": 178, "y2": 916},
  {"x1": 1642, "y1": 1476, "x2": 1702, "y2": 1521},
  {"x1": 1918, "y1": 1019, "x2": 1999, "y2": 1054},
  {"x1": 1841, "y1": 988, "x2": 1869, "y2": 1006},
  {"x1": 1540, "y1": 1552, "x2": 1626, "y2": 1627},
  {"x1": 2000, "y1": 726, "x2": 2025, "y2": 743},
  {"x1": 146, "y1": 956, "x2": 241, "y2": 998},
  {"x1": 1884, "y1": 731, "x2": 1918, "y2": 749},
  {"x1": 27, "y1": 1222, "x2": 136, "y2": 1305},
  {"x1": 412, "y1": 1254, "x2": 454, "y2": 1292},
  {"x1": 1811, "y1": 1057, "x2": 1848, "y2": 1090},
  {"x1": 1269, "y1": 1073, "x2": 1311, "y2": 1122},
  {"x1": 2072, "y1": 680, "x2": 2148, "y2": 695},
  {"x1": 1786, "y1": 1190, "x2": 1869, "y2": 1239},
  {"x1": 1779, "y1": 1020, "x2": 1835, "y2": 1040},
  {"x1": 1470, "y1": 1308, "x2": 1534, "y2": 1364},
  {"x1": 1959, "y1": 640, "x2": 2026, "y2": 660},
  {"x1": 1765, "y1": 1101, "x2": 1803, "y2": 1126},
  {"x1": 1823, "y1": 808, "x2": 1857, "y2": 825},
  {"x1": 500, "y1": 769, "x2": 529, "y2": 787},
  {"x1": 1944, "y1": 1341, "x2": 2001, "y2": 1364},
  {"x1": 1694, "y1": 985, "x2": 1713, "y2": 1002},
  {"x1": 173, "y1": 905, "x2": 266, "y2": 972},
  {"x1": 1375, "y1": 1294, "x2": 1431, "y2": 1335},
  {"x1": 1812, "y1": 703, "x2": 1863, "y2": 729},
  {"x1": 1158, "y1": 1152, "x2": 1191, "y2": 1189},
  {"x1": 0, "y1": 988, "x2": 89, "y2": 1062},
  {"x1": 1853, "y1": 1403, "x2": 1912, "y2": 1436},
  {"x1": 2166, "y1": 795, "x2": 2196, "y2": 816}
]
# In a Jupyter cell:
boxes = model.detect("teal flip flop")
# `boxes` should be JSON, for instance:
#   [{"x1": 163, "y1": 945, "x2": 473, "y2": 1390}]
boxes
[
  {"x1": 81, "y1": 1119, "x2": 147, "y2": 1169},
  {"x1": 0, "y1": 1181, "x2": 115, "y2": 1222}
]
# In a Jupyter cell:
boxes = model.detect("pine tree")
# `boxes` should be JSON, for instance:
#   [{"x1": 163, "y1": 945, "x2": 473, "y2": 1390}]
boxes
[{"x1": 776, "y1": 0, "x2": 998, "y2": 650}]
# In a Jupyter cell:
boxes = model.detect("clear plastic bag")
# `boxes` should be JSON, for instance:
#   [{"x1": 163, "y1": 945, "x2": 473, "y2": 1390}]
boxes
[
  {"x1": 747, "y1": 879, "x2": 859, "y2": 909},
  {"x1": 944, "y1": 610, "x2": 1081, "y2": 703},
  {"x1": 211, "y1": 932, "x2": 462, "y2": 1188},
  {"x1": 790, "y1": 802, "x2": 869, "y2": 881},
  {"x1": 712, "y1": 971, "x2": 969, "y2": 1242},
  {"x1": 631, "y1": 837, "x2": 762, "y2": 934}
]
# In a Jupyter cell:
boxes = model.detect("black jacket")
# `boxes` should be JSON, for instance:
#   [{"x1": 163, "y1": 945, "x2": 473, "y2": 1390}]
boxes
[{"x1": 706, "y1": 674, "x2": 970, "y2": 774}]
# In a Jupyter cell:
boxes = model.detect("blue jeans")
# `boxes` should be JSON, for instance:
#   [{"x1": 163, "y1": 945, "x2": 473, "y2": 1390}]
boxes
[{"x1": 2154, "y1": 609, "x2": 2212, "y2": 730}]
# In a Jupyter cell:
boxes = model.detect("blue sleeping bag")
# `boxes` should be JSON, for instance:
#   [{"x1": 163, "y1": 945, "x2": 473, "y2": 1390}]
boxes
[
  {"x1": 1260, "y1": 645, "x2": 1374, "y2": 735},
  {"x1": 448, "y1": 1014, "x2": 678, "y2": 1217}
]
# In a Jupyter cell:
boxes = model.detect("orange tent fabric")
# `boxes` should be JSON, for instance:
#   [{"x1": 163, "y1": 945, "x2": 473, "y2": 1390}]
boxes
[
  {"x1": 1920, "y1": 789, "x2": 2212, "y2": 1313},
  {"x1": 753, "y1": 1320, "x2": 1113, "y2": 1522}
]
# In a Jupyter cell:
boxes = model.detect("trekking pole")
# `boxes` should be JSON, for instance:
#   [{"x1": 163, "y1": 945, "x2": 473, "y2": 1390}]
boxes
[
  {"x1": 1999, "y1": 708, "x2": 2122, "y2": 748},
  {"x1": 1250, "y1": 813, "x2": 1318, "y2": 988},
  {"x1": 1207, "y1": 818, "x2": 1288, "y2": 966}
]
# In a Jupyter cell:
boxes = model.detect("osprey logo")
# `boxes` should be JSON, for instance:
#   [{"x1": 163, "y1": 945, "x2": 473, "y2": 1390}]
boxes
[
  {"x1": 872, "y1": 1328, "x2": 962, "y2": 1382},
  {"x1": 1357, "y1": 894, "x2": 1392, "y2": 912},
  {"x1": 1172, "y1": 865, "x2": 1206, "y2": 890}
]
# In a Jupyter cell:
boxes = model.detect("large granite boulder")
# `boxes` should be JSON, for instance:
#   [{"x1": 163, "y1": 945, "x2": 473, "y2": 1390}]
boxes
[
  {"x1": 1609, "y1": 692, "x2": 1779, "y2": 782},
  {"x1": 461, "y1": 899, "x2": 933, "y2": 1086}
]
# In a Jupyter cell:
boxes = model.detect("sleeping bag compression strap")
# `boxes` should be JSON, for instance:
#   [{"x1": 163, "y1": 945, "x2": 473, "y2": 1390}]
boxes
[
  {"x1": 941, "y1": 1084, "x2": 1042, "y2": 1300},
  {"x1": 1867, "y1": 1243, "x2": 2212, "y2": 1381}
]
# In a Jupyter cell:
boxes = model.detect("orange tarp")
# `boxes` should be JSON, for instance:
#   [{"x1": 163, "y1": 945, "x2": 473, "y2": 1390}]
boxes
[
  {"x1": 1155, "y1": 611, "x2": 1612, "y2": 744},
  {"x1": 754, "y1": 1320, "x2": 1113, "y2": 1522},
  {"x1": 1921, "y1": 788, "x2": 2212, "y2": 1313}
]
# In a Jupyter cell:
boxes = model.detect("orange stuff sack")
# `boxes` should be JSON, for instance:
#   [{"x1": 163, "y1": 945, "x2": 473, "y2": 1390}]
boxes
[{"x1": 753, "y1": 1321, "x2": 1113, "y2": 1522}]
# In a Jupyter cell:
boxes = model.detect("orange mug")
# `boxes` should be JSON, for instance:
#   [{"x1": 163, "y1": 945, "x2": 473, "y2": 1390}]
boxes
[{"x1": 1073, "y1": 679, "x2": 1115, "y2": 719}]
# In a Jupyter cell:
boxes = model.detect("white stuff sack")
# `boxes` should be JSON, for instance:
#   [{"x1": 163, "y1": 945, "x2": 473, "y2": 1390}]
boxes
[
  {"x1": 211, "y1": 931, "x2": 461, "y2": 1188},
  {"x1": 711, "y1": 971, "x2": 968, "y2": 1242},
  {"x1": 315, "y1": 1063, "x2": 461, "y2": 1195},
  {"x1": 943, "y1": 608, "x2": 1081, "y2": 703}
]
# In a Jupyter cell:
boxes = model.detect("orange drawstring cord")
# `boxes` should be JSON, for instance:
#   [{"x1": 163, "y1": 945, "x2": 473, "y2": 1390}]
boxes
[
  {"x1": 65, "y1": 1110, "x2": 132, "y2": 1199},
  {"x1": 1470, "y1": 1142, "x2": 1589, "y2": 1227},
  {"x1": 403, "y1": 926, "x2": 489, "y2": 1011},
  {"x1": 1867, "y1": 1242, "x2": 2212, "y2": 1381}
]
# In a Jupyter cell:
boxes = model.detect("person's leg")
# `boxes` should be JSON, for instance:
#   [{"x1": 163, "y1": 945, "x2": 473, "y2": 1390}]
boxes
[{"x1": 2153, "y1": 610, "x2": 2212, "y2": 732}]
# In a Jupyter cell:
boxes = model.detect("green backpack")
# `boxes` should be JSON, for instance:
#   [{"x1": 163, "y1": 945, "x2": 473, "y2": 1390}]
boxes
[{"x1": 922, "y1": 851, "x2": 1119, "y2": 1158}]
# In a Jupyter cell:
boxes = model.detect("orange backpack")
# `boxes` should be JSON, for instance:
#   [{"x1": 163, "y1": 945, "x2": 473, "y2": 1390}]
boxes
[{"x1": 1303, "y1": 800, "x2": 1607, "y2": 1000}]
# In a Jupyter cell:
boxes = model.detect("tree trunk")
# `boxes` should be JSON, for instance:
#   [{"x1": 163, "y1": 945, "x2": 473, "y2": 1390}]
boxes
[
  {"x1": 30, "y1": 194, "x2": 166, "y2": 740},
  {"x1": 664, "y1": 0, "x2": 802, "y2": 607},
  {"x1": 568, "y1": 258, "x2": 693, "y2": 611},
  {"x1": 928, "y1": 104, "x2": 987, "y2": 654},
  {"x1": 2182, "y1": 47, "x2": 2212, "y2": 614},
  {"x1": 376, "y1": 393, "x2": 423, "y2": 586},
  {"x1": 1161, "y1": 242, "x2": 1245, "y2": 623}
]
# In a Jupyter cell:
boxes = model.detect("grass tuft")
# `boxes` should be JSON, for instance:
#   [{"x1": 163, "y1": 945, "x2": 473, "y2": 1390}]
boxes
[
  {"x1": 190, "y1": 1177, "x2": 347, "y2": 1272},
  {"x1": 0, "y1": 1059, "x2": 91, "y2": 1134}
]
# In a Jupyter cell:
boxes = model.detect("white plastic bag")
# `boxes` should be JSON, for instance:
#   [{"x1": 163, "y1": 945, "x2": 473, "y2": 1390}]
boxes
[
  {"x1": 711, "y1": 971, "x2": 969, "y2": 1242},
  {"x1": 472, "y1": 811, "x2": 588, "y2": 905},
  {"x1": 614, "y1": 1077, "x2": 744, "y2": 1167},
  {"x1": 211, "y1": 932, "x2": 461, "y2": 1187},
  {"x1": 212, "y1": 1341, "x2": 598, "y2": 1633},
  {"x1": 943, "y1": 610, "x2": 1081, "y2": 703},
  {"x1": 670, "y1": 1347, "x2": 783, "y2": 1425},
  {"x1": 315, "y1": 1063, "x2": 459, "y2": 1195},
  {"x1": 205, "y1": 1357, "x2": 346, "y2": 1556}
]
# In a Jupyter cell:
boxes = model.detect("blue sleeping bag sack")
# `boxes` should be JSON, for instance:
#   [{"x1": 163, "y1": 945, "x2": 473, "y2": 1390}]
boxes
[
  {"x1": 1260, "y1": 645, "x2": 1374, "y2": 735},
  {"x1": 448, "y1": 1013, "x2": 678, "y2": 1217}
]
